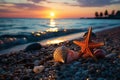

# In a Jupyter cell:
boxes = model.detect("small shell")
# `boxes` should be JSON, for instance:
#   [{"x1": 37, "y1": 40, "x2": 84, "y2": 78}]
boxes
[
  {"x1": 67, "y1": 50, "x2": 79, "y2": 63},
  {"x1": 33, "y1": 65, "x2": 44, "y2": 73},
  {"x1": 53, "y1": 46, "x2": 68, "y2": 63},
  {"x1": 94, "y1": 49, "x2": 106, "y2": 59}
]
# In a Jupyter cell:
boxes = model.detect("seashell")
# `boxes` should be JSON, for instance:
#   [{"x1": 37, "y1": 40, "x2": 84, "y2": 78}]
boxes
[
  {"x1": 66, "y1": 50, "x2": 79, "y2": 63},
  {"x1": 53, "y1": 46, "x2": 68, "y2": 63},
  {"x1": 53, "y1": 46, "x2": 79, "y2": 63},
  {"x1": 33, "y1": 65, "x2": 44, "y2": 73},
  {"x1": 93, "y1": 49, "x2": 106, "y2": 59}
]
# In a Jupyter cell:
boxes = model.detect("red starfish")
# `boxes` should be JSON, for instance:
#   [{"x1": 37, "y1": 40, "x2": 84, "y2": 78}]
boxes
[{"x1": 73, "y1": 27, "x2": 104, "y2": 60}]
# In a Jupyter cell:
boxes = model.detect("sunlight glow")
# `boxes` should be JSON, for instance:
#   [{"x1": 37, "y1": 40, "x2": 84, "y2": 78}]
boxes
[
  {"x1": 47, "y1": 40, "x2": 64, "y2": 44},
  {"x1": 46, "y1": 28, "x2": 58, "y2": 32},
  {"x1": 50, "y1": 12, "x2": 55, "y2": 17}
]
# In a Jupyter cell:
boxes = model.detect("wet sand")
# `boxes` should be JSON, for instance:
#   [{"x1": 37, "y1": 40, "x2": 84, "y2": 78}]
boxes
[
  {"x1": 0, "y1": 26, "x2": 120, "y2": 80},
  {"x1": 0, "y1": 32, "x2": 84, "y2": 54}
]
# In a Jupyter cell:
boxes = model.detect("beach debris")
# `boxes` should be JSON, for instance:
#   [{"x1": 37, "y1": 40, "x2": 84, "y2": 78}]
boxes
[
  {"x1": 53, "y1": 46, "x2": 79, "y2": 63},
  {"x1": 25, "y1": 43, "x2": 42, "y2": 51},
  {"x1": 33, "y1": 65, "x2": 45, "y2": 73},
  {"x1": 73, "y1": 27, "x2": 104, "y2": 60}
]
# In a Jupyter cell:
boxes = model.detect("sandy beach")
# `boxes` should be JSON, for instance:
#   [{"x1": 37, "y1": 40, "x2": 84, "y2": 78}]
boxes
[{"x1": 0, "y1": 26, "x2": 120, "y2": 80}]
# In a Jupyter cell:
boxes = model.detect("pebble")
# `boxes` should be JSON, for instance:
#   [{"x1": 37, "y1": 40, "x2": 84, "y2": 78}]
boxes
[
  {"x1": 105, "y1": 53, "x2": 117, "y2": 58},
  {"x1": 25, "y1": 69, "x2": 32, "y2": 73},
  {"x1": 33, "y1": 65, "x2": 45, "y2": 73},
  {"x1": 97, "y1": 77, "x2": 106, "y2": 80},
  {"x1": 25, "y1": 43, "x2": 42, "y2": 51},
  {"x1": 33, "y1": 60, "x2": 40, "y2": 66}
]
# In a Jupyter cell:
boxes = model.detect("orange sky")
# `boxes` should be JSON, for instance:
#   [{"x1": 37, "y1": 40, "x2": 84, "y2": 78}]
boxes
[{"x1": 0, "y1": 0, "x2": 120, "y2": 18}]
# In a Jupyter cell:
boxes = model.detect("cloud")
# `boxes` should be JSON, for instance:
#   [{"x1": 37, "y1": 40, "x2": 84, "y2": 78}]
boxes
[
  {"x1": 76, "y1": 0, "x2": 120, "y2": 7},
  {"x1": 0, "y1": 9, "x2": 12, "y2": 13},
  {"x1": 0, "y1": 3, "x2": 50, "y2": 13},
  {"x1": 27, "y1": 0, "x2": 45, "y2": 3},
  {"x1": 13, "y1": 3, "x2": 49, "y2": 10}
]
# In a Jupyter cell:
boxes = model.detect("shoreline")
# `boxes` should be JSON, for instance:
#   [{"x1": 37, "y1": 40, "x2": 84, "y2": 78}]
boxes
[
  {"x1": 0, "y1": 26, "x2": 119, "y2": 55},
  {"x1": 0, "y1": 28, "x2": 87, "y2": 51},
  {"x1": 0, "y1": 32, "x2": 85, "y2": 54},
  {"x1": 0, "y1": 26, "x2": 120, "y2": 80}
]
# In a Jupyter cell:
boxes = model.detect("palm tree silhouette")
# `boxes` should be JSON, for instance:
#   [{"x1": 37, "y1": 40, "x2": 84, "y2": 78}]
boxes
[
  {"x1": 100, "y1": 12, "x2": 103, "y2": 17},
  {"x1": 95, "y1": 12, "x2": 99, "y2": 18},
  {"x1": 104, "y1": 10, "x2": 108, "y2": 17}
]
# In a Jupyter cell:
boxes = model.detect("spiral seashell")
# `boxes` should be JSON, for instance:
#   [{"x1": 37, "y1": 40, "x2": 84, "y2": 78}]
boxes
[
  {"x1": 53, "y1": 46, "x2": 68, "y2": 63},
  {"x1": 53, "y1": 46, "x2": 79, "y2": 63}
]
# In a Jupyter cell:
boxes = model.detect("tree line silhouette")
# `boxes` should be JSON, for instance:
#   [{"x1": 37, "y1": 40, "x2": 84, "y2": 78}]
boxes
[{"x1": 95, "y1": 10, "x2": 120, "y2": 19}]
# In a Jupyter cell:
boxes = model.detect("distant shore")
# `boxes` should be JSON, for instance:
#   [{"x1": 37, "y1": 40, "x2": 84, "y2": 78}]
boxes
[{"x1": 80, "y1": 17, "x2": 120, "y2": 19}]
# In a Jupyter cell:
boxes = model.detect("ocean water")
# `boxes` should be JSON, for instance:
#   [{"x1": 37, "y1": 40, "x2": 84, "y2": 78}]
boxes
[
  {"x1": 0, "y1": 18, "x2": 120, "y2": 51},
  {"x1": 0, "y1": 18, "x2": 120, "y2": 35}
]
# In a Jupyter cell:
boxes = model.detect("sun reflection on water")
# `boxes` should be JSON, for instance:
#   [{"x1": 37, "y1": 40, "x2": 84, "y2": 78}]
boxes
[
  {"x1": 49, "y1": 19, "x2": 56, "y2": 27},
  {"x1": 46, "y1": 28, "x2": 58, "y2": 32},
  {"x1": 46, "y1": 19, "x2": 58, "y2": 32}
]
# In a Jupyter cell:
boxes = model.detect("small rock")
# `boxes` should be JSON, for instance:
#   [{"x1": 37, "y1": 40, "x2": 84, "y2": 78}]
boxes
[
  {"x1": 105, "y1": 53, "x2": 117, "y2": 58},
  {"x1": 33, "y1": 65, "x2": 45, "y2": 73},
  {"x1": 14, "y1": 76, "x2": 19, "y2": 80},
  {"x1": 75, "y1": 71, "x2": 81, "y2": 77},
  {"x1": 97, "y1": 77, "x2": 106, "y2": 80},
  {"x1": 53, "y1": 62, "x2": 61, "y2": 67},
  {"x1": 22, "y1": 75, "x2": 30, "y2": 80},
  {"x1": 25, "y1": 43, "x2": 42, "y2": 51},
  {"x1": 25, "y1": 69, "x2": 32, "y2": 73},
  {"x1": 73, "y1": 61, "x2": 80, "y2": 66},
  {"x1": 34, "y1": 60, "x2": 40, "y2": 66}
]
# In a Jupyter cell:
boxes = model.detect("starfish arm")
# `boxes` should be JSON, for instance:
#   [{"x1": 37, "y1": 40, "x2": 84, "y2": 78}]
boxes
[
  {"x1": 86, "y1": 48, "x2": 97, "y2": 61},
  {"x1": 73, "y1": 41, "x2": 85, "y2": 52},
  {"x1": 85, "y1": 27, "x2": 92, "y2": 43},
  {"x1": 89, "y1": 42, "x2": 104, "y2": 48},
  {"x1": 73, "y1": 41, "x2": 85, "y2": 47}
]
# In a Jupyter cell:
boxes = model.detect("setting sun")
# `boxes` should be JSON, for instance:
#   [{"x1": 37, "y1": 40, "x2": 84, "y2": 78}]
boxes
[{"x1": 50, "y1": 12, "x2": 55, "y2": 17}]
